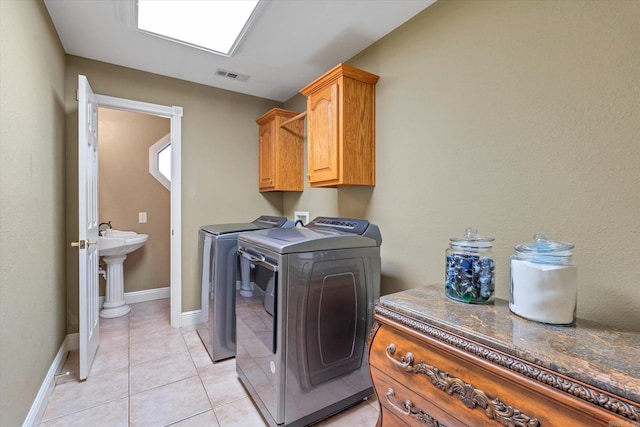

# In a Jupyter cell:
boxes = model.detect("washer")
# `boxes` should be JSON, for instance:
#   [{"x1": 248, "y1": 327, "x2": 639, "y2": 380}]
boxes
[
  {"x1": 236, "y1": 217, "x2": 382, "y2": 426},
  {"x1": 196, "y1": 215, "x2": 293, "y2": 362}
]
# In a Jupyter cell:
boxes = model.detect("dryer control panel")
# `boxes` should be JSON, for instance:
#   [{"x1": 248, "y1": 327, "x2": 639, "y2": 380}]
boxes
[
  {"x1": 306, "y1": 216, "x2": 382, "y2": 246},
  {"x1": 307, "y1": 216, "x2": 369, "y2": 234}
]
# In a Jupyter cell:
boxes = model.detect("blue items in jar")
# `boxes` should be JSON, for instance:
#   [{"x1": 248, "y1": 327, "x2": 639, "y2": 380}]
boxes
[{"x1": 445, "y1": 228, "x2": 495, "y2": 304}]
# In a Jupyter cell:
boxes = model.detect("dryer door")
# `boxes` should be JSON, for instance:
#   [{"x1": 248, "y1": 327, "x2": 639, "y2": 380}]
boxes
[
  {"x1": 289, "y1": 251, "x2": 370, "y2": 389},
  {"x1": 283, "y1": 247, "x2": 378, "y2": 425}
]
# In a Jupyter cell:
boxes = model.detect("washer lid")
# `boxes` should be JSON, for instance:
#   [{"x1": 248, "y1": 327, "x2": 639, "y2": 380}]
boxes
[
  {"x1": 238, "y1": 227, "x2": 378, "y2": 254},
  {"x1": 201, "y1": 223, "x2": 261, "y2": 236},
  {"x1": 200, "y1": 216, "x2": 292, "y2": 236}
]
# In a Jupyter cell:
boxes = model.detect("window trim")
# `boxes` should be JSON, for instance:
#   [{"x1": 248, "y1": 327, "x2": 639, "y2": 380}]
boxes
[{"x1": 149, "y1": 133, "x2": 171, "y2": 191}]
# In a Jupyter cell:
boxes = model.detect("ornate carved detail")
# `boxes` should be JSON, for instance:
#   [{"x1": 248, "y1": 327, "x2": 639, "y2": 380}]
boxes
[
  {"x1": 415, "y1": 412, "x2": 447, "y2": 427},
  {"x1": 387, "y1": 344, "x2": 540, "y2": 427},
  {"x1": 386, "y1": 388, "x2": 447, "y2": 426},
  {"x1": 368, "y1": 320, "x2": 381, "y2": 350},
  {"x1": 376, "y1": 306, "x2": 640, "y2": 423}
]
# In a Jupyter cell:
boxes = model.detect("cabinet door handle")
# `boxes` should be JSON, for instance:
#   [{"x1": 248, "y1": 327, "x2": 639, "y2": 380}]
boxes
[
  {"x1": 386, "y1": 343, "x2": 414, "y2": 367},
  {"x1": 386, "y1": 388, "x2": 412, "y2": 416}
]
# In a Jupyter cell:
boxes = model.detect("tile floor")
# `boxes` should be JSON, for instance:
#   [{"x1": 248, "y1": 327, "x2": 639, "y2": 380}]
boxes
[{"x1": 37, "y1": 298, "x2": 380, "y2": 426}]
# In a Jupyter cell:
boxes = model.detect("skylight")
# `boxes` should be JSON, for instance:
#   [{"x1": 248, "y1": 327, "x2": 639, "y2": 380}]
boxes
[{"x1": 136, "y1": 0, "x2": 260, "y2": 56}]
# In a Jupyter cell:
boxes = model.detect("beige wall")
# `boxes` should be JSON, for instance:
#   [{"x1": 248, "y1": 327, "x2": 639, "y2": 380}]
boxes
[
  {"x1": 284, "y1": 0, "x2": 640, "y2": 331},
  {"x1": 65, "y1": 56, "x2": 282, "y2": 330},
  {"x1": 2, "y1": 1, "x2": 638, "y2": 423},
  {"x1": 98, "y1": 108, "x2": 171, "y2": 293},
  {"x1": 0, "y1": 1, "x2": 67, "y2": 425}
]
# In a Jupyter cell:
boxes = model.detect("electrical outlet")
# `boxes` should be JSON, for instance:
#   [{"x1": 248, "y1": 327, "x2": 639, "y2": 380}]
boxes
[{"x1": 294, "y1": 211, "x2": 309, "y2": 226}]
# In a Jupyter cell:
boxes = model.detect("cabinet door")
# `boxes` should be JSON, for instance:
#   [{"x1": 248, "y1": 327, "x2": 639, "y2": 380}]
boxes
[
  {"x1": 258, "y1": 121, "x2": 275, "y2": 190},
  {"x1": 307, "y1": 83, "x2": 339, "y2": 185}
]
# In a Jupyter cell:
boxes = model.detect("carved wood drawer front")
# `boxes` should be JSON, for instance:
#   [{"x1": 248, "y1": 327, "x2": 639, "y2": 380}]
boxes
[
  {"x1": 371, "y1": 365, "x2": 461, "y2": 426},
  {"x1": 370, "y1": 323, "x2": 631, "y2": 427}
]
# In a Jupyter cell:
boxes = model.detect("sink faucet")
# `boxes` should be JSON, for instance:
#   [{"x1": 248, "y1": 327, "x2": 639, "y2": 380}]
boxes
[{"x1": 99, "y1": 221, "x2": 112, "y2": 236}]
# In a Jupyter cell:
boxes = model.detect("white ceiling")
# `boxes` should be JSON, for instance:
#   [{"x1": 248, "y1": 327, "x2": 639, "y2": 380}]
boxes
[{"x1": 44, "y1": 0, "x2": 436, "y2": 102}]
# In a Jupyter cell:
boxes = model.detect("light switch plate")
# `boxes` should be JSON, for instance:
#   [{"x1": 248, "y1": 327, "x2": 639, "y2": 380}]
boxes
[{"x1": 138, "y1": 212, "x2": 147, "y2": 223}]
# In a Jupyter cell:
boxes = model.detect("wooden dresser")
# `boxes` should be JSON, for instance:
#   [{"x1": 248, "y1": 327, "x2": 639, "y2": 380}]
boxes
[{"x1": 369, "y1": 284, "x2": 640, "y2": 427}]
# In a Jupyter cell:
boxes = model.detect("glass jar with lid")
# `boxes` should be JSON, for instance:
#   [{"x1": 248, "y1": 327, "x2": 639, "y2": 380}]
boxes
[
  {"x1": 445, "y1": 228, "x2": 495, "y2": 304},
  {"x1": 510, "y1": 232, "x2": 577, "y2": 325}
]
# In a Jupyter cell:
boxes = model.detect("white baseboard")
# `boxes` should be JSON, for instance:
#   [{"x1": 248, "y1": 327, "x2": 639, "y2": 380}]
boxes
[
  {"x1": 181, "y1": 309, "x2": 204, "y2": 327},
  {"x1": 97, "y1": 287, "x2": 203, "y2": 328},
  {"x1": 125, "y1": 286, "x2": 170, "y2": 304},
  {"x1": 22, "y1": 335, "x2": 76, "y2": 427},
  {"x1": 98, "y1": 286, "x2": 171, "y2": 308}
]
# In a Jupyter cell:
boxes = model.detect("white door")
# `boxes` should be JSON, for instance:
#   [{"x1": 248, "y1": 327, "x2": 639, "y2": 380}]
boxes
[{"x1": 77, "y1": 75, "x2": 100, "y2": 380}]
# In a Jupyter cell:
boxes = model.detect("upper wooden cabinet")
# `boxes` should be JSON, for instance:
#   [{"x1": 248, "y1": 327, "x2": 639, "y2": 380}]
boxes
[
  {"x1": 300, "y1": 63, "x2": 379, "y2": 188},
  {"x1": 256, "y1": 108, "x2": 304, "y2": 192}
]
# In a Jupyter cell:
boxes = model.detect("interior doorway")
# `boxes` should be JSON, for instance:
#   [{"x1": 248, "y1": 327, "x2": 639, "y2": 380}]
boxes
[
  {"x1": 97, "y1": 108, "x2": 171, "y2": 312},
  {"x1": 95, "y1": 94, "x2": 183, "y2": 327}
]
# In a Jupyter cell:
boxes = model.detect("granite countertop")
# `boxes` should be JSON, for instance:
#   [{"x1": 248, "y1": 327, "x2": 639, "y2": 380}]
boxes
[{"x1": 376, "y1": 284, "x2": 640, "y2": 406}]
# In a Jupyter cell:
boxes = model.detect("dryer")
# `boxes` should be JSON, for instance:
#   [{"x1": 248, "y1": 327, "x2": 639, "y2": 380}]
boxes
[
  {"x1": 236, "y1": 217, "x2": 382, "y2": 427},
  {"x1": 196, "y1": 215, "x2": 293, "y2": 362}
]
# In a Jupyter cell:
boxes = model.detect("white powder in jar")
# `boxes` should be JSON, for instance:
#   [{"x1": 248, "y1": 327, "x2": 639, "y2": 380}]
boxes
[{"x1": 509, "y1": 258, "x2": 577, "y2": 325}]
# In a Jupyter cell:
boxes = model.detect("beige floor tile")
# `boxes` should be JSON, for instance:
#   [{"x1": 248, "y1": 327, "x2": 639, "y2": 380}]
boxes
[
  {"x1": 366, "y1": 394, "x2": 379, "y2": 409},
  {"x1": 315, "y1": 398, "x2": 379, "y2": 426},
  {"x1": 130, "y1": 331, "x2": 188, "y2": 365},
  {"x1": 130, "y1": 300, "x2": 170, "y2": 324},
  {"x1": 99, "y1": 328, "x2": 130, "y2": 351},
  {"x1": 91, "y1": 343, "x2": 129, "y2": 375},
  {"x1": 41, "y1": 367, "x2": 128, "y2": 421},
  {"x1": 130, "y1": 317, "x2": 180, "y2": 343},
  {"x1": 99, "y1": 315, "x2": 130, "y2": 332},
  {"x1": 179, "y1": 323, "x2": 199, "y2": 333},
  {"x1": 168, "y1": 409, "x2": 220, "y2": 426},
  {"x1": 39, "y1": 397, "x2": 128, "y2": 427},
  {"x1": 129, "y1": 376, "x2": 212, "y2": 427},
  {"x1": 199, "y1": 360, "x2": 249, "y2": 408},
  {"x1": 129, "y1": 314, "x2": 171, "y2": 331},
  {"x1": 213, "y1": 396, "x2": 268, "y2": 427},
  {"x1": 198, "y1": 358, "x2": 236, "y2": 377},
  {"x1": 40, "y1": 299, "x2": 379, "y2": 426},
  {"x1": 182, "y1": 330, "x2": 215, "y2": 369},
  {"x1": 130, "y1": 351, "x2": 197, "y2": 395}
]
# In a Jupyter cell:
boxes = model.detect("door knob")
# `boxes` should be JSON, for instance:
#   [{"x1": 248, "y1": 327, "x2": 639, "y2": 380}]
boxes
[{"x1": 70, "y1": 240, "x2": 97, "y2": 249}]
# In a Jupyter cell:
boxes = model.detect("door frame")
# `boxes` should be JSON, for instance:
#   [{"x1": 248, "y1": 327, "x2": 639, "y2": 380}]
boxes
[{"x1": 96, "y1": 94, "x2": 183, "y2": 327}]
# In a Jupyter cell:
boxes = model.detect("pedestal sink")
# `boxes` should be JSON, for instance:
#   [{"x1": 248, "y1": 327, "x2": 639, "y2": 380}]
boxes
[{"x1": 98, "y1": 230, "x2": 148, "y2": 318}]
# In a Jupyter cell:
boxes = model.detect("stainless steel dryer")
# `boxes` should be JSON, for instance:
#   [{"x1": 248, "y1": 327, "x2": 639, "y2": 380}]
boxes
[
  {"x1": 236, "y1": 217, "x2": 382, "y2": 427},
  {"x1": 197, "y1": 215, "x2": 293, "y2": 362}
]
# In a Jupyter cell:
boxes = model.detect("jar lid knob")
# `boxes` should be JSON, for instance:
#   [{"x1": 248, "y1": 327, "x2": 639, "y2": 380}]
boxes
[
  {"x1": 533, "y1": 232, "x2": 550, "y2": 245},
  {"x1": 465, "y1": 228, "x2": 478, "y2": 238}
]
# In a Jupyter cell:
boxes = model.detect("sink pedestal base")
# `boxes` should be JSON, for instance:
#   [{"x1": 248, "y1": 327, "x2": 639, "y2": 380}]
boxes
[{"x1": 100, "y1": 254, "x2": 131, "y2": 318}]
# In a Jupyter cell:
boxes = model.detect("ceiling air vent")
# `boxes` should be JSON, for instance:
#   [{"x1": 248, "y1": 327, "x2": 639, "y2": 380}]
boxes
[{"x1": 215, "y1": 69, "x2": 250, "y2": 82}]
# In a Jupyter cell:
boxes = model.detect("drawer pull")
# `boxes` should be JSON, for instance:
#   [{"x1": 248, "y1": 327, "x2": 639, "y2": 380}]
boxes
[
  {"x1": 386, "y1": 388, "x2": 412, "y2": 416},
  {"x1": 386, "y1": 343, "x2": 414, "y2": 367},
  {"x1": 386, "y1": 388, "x2": 447, "y2": 426}
]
